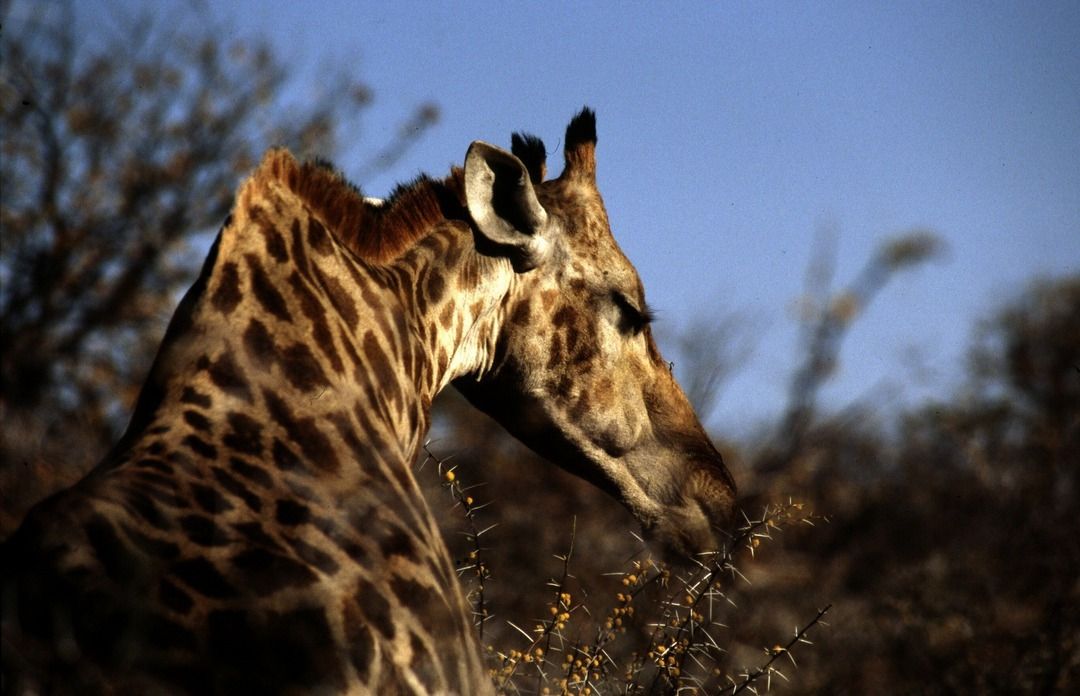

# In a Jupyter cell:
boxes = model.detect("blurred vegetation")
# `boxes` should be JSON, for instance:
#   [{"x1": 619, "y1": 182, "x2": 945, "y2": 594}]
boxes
[
  {"x1": 3, "y1": 1, "x2": 1078, "y2": 693},
  {"x1": 0, "y1": 0, "x2": 437, "y2": 527},
  {"x1": 737, "y1": 275, "x2": 1079, "y2": 694}
]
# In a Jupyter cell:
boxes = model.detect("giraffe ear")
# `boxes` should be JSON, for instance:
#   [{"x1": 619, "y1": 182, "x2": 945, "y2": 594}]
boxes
[{"x1": 464, "y1": 141, "x2": 551, "y2": 271}]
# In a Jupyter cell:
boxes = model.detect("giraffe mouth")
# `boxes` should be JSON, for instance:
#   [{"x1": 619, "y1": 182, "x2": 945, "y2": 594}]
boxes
[{"x1": 637, "y1": 460, "x2": 738, "y2": 564}]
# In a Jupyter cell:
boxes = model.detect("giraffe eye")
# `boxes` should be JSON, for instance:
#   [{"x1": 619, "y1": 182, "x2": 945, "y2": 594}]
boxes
[{"x1": 613, "y1": 292, "x2": 654, "y2": 335}]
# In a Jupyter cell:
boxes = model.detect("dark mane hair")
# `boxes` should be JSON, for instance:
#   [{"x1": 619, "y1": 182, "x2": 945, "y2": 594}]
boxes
[{"x1": 244, "y1": 149, "x2": 466, "y2": 264}]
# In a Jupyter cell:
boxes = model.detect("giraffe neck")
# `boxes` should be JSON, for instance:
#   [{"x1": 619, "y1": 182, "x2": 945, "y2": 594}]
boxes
[
  {"x1": 393, "y1": 225, "x2": 512, "y2": 402},
  {"x1": 101, "y1": 174, "x2": 508, "y2": 692},
  {"x1": 123, "y1": 178, "x2": 510, "y2": 504}
]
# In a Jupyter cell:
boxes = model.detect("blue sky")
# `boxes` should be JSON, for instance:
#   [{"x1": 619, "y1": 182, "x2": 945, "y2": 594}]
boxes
[{"x1": 79, "y1": 1, "x2": 1080, "y2": 434}]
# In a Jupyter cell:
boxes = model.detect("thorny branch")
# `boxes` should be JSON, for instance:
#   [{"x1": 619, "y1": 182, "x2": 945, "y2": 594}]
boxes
[
  {"x1": 422, "y1": 442, "x2": 494, "y2": 640},
  {"x1": 726, "y1": 605, "x2": 831, "y2": 695}
]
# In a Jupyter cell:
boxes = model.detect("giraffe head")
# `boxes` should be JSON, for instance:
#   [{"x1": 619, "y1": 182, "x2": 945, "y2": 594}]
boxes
[{"x1": 455, "y1": 109, "x2": 737, "y2": 561}]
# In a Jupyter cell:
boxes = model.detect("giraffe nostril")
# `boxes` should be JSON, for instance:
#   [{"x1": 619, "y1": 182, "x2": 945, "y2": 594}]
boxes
[
  {"x1": 696, "y1": 490, "x2": 737, "y2": 542},
  {"x1": 689, "y1": 465, "x2": 737, "y2": 526}
]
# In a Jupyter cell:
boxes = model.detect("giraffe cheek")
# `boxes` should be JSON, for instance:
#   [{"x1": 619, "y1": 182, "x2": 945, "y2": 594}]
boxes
[
  {"x1": 577, "y1": 391, "x2": 646, "y2": 458},
  {"x1": 595, "y1": 425, "x2": 635, "y2": 458}
]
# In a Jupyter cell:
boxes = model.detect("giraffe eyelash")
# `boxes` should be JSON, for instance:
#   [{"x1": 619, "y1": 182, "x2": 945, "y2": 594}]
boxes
[{"x1": 613, "y1": 292, "x2": 654, "y2": 334}]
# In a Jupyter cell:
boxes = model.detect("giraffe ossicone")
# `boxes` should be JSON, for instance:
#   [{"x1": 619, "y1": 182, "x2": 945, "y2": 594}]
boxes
[{"x1": 2, "y1": 108, "x2": 736, "y2": 694}]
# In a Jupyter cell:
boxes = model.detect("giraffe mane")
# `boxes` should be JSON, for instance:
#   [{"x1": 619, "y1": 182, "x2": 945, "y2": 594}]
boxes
[{"x1": 242, "y1": 149, "x2": 467, "y2": 264}]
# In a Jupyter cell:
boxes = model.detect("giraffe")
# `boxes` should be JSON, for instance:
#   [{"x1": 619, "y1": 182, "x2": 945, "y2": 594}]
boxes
[{"x1": 1, "y1": 109, "x2": 736, "y2": 695}]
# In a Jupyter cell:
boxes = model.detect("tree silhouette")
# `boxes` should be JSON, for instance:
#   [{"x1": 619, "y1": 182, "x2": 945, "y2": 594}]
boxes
[{"x1": 0, "y1": 0, "x2": 437, "y2": 520}]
